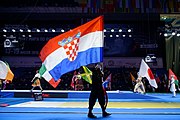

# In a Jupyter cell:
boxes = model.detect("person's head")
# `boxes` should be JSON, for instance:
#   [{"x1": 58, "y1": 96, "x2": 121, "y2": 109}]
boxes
[
  {"x1": 95, "y1": 63, "x2": 102, "y2": 70},
  {"x1": 137, "y1": 72, "x2": 139, "y2": 76},
  {"x1": 76, "y1": 74, "x2": 81, "y2": 79},
  {"x1": 74, "y1": 71, "x2": 77, "y2": 75},
  {"x1": 137, "y1": 76, "x2": 142, "y2": 81},
  {"x1": 171, "y1": 75, "x2": 174, "y2": 78}
]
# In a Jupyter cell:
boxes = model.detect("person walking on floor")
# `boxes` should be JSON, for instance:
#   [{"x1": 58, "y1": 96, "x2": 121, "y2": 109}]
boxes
[
  {"x1": 31, "y1": 70, "x2": 43, "y2": 92},
  {"x1": 134, "y1": 76, "x2": 146, "y2": 94},
  {"x1": 88, "y1": 63, "x2": 111, "y2": 118},
  {"x1": 169, "y1": 75, "x2": 177, "y2": 97}
]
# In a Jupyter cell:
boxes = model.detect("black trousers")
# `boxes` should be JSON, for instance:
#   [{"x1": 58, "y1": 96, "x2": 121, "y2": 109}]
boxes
[{"x1": 88, "y1": 88, "x2": 105, "y2": 112}]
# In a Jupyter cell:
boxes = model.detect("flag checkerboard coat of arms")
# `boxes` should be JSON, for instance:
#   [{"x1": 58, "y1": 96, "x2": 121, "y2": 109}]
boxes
[
  {"x1": 39, "y1": 16, "x2": 103, "y2": 82},
  {"x1": 58, "y1": 32, "x2": 81, "y2": 61},
  {"x1": 64, "y1": 38, "x2": 79, "y2": 61}
]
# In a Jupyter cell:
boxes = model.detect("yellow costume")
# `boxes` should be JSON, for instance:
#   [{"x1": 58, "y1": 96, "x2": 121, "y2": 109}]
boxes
[{"x1": 31, "y1": 72, "x2": 43, "y2": 92}]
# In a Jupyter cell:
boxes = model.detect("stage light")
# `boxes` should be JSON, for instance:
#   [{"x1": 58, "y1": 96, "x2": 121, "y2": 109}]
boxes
[
  {"x1": 22, "y1": 35, "x2": 25, "y2": 37},
  {"x1": 37, "y1": 29, "x2": 40, "y2": 32},
  {"x1": 61, "y1": 29, "x2": 65, "y2": 32},
  {"x1": 116, "y1": 35, "x2": 119, "y2": 37},
  {"x1": 20, "y1": 29, "x2": 23, "y2": 32},
  {"x1": 111, "y1": 29, "x2": 114, "y2": 32},
  {"x1": 3, "y1": 35, "x2": 6, "y2": 37},
  {"x1": 164, "y1": 33, "x2": 168, "y2": 37},
  {"x1": 52, "y1": 29, "x2": 55, "y2": 32},
  {"x1": 128, "y1": 29, "x2": 131, "y2": 32},
  {"x1": 110, "y1": 35, "x2": 113, "y2": 37},
  {"x1": 27, "y1": 29, "x2": 31, "y2": 32},
  {"x1": 44, "y1": 29, "x2": 48, "y2": 32},
  {"x1": 119, "y1": 29, "x2": 122, "y2": 32},
  {"x1": 29, "y1": 35, "x2": 32, "y2": 37},
  {"x1": 172, "y1": 32, "x2": 176, "y2": 35},
  {"x1": 129, "y1": 35, "x2": 132, "y2": 37},
  {"x1": 177, "y1": 33, "x2": 180, "y2": 37},
  {"x1": 104, "y1": 29, "x2": 106, "y2": 32},
  {"x1": 122, "y1": 34, "x2": 125, "y2": 37},
  {"x1": 3, "y1": 29, "x2": 7, "y2": 32},
  {"x1": 12, "y1": 29, "x2": 15, "y2": 32}
]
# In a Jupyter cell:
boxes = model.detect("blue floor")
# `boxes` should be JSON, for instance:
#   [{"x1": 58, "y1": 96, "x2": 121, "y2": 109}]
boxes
[
  {"x1": 1, "y1": 113, "x2": 180, "y2": 120},
  {"x1": 0, "y1": 92, "x2": 180, "y2": 120}
]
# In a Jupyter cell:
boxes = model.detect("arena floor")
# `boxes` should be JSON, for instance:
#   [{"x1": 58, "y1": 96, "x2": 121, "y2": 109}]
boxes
[{"x1": 0, "y1": 90, "x2": 180, "y2": 120}]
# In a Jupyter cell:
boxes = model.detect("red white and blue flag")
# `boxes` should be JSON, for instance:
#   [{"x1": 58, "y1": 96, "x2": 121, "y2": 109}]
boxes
[{"x1": 39, "y1": 16, "x2": 104, "y2": 82}]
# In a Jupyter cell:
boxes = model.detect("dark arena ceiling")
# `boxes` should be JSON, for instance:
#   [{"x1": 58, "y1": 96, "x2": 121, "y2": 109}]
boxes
[{"x1": 0, "y1": 0, "x2": 179, "y2": 59}]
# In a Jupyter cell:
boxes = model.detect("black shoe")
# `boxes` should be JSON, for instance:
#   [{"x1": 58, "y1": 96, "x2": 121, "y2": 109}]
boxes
[
  {"x1": 103, "y1": 112, "x2": 111, "y2": 117},
  {"x1": 88, "y1": 113, "x2": 97, "y2": 118}
]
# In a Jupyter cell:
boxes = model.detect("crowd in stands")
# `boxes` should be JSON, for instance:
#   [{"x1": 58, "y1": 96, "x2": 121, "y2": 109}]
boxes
[{"x1": 3, "y1": 66, "x2": 178, "y2": 94}]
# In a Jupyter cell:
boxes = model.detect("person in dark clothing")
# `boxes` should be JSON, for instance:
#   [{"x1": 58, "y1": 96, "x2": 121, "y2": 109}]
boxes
[{"x1": 88, "y1": 63, "x2": 111, "y2": 118}]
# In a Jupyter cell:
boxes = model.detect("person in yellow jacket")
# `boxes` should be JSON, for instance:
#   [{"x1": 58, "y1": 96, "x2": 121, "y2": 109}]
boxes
[{"x1": 31, "y1": 70, "x2": 43, "y2": 92}]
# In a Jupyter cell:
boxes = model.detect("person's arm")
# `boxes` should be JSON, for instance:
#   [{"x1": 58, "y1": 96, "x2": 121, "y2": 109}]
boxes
[
  {"x1": 168, "y1": 80, "x2": 171, "y2": 88},
  {"x1": 99, "y1": 68, "x2": 104, "y2": 77},
  {"x1": 31, "y1": 76, "x2": 36, "y2": 82},
  {"x1": 31, "y1": 73, "x2": 40, "y2": 82}
]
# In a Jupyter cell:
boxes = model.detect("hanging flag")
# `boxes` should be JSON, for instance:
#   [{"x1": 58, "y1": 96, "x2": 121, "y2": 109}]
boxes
[
  {"x1": 0, "y1": 60, "x2": 14, "y2": 82},
  {"x1": 138, "y1": 59, "x2": 158, "y2": 88},
  {"x1": 168, "y1": 69, "x2": 179, "y2": 86},
  {"x1": 102, "y1": 73, "x2": 112, "y2": 90},
  {"x1": 130, "y1": 72, "x2": 136, "y2": 82},
  {"x1": 39, "y1": 16, "x2": 103, "y2": 81},
  {"x1": 39, "y1": 64, "x2": 61, "y2": 88},
  {"x1": 80, "y1": 66, "x2": 92, "y2": 84}
]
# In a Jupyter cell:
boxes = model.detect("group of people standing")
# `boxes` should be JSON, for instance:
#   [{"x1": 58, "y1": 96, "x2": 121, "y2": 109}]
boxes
[
  {"x1": 30, "y1": 64, "x2": 111, "y2": 118},
  {"x1": 133, "y1": 74, "x2": 179, "y2": 98},
  {"x1": 29, "y1": 63, "x2": 179, "y2": 118}
]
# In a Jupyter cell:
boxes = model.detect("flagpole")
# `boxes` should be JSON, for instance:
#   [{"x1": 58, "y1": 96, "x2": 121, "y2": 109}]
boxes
[
  {"x1": 101, "y1": 63, "x2": 104, "y2": 83},
  {"x1": 102, "y1": 15, "x2": 104, "y2": 82}
]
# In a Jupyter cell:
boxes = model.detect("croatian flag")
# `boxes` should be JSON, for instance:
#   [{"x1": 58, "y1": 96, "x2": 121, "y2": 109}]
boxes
[
  {"x1": 138, "y1": 59, "x2": 158, "y2": 88},
  {"x1": 39, "y1": 16, "x2": 104, "y2": 81},
  {"x1": 39, "y1": 64, "x2": 61, "y2": 88}
]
